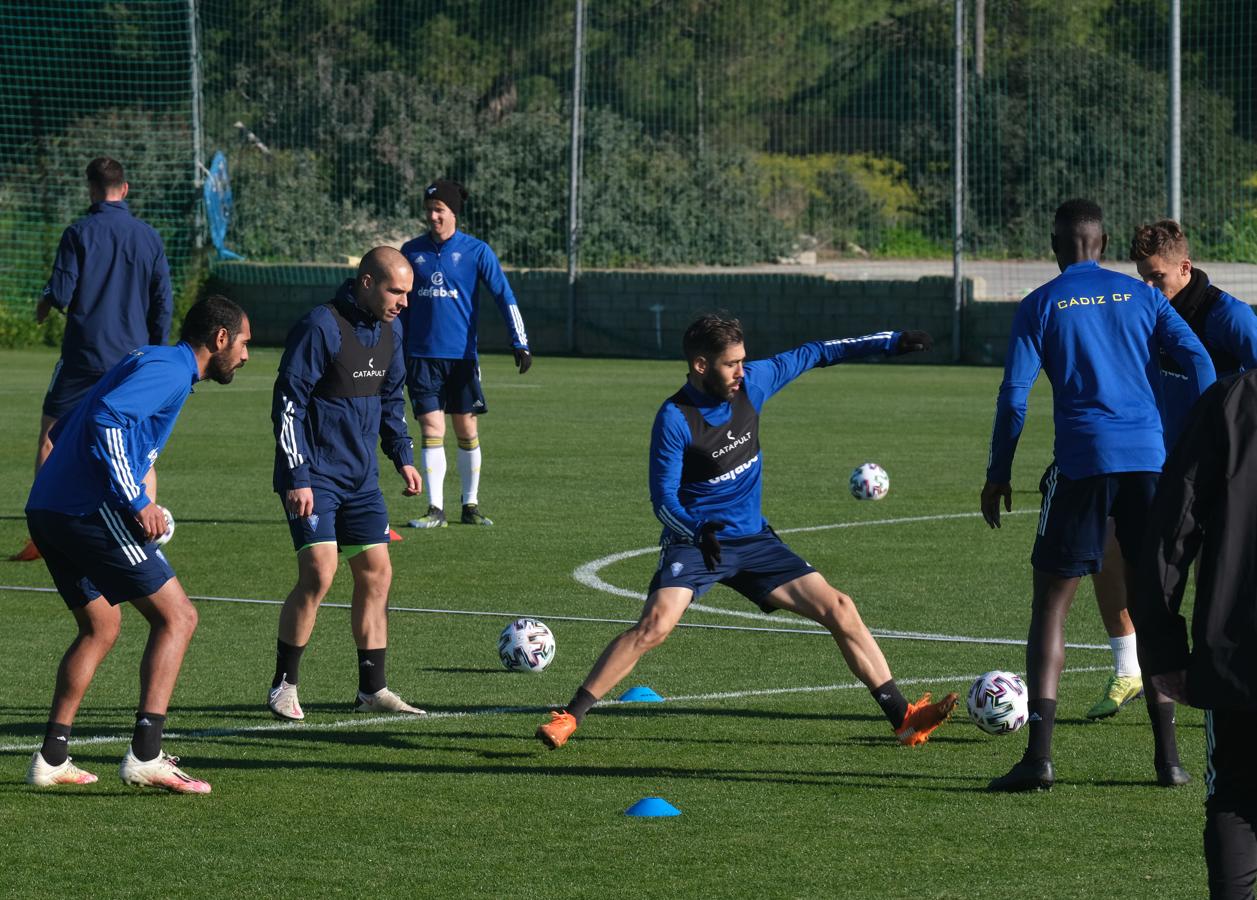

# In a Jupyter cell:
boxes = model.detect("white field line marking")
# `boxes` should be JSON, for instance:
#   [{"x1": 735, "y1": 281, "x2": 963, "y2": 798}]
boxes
[
  {"x1": 0, "y1": 665, "x2": 1110, "y2": 754},
  {"x1": 0, "y1": 581, "x2": 1104, "y2": 648},
  {"x1": 570, "y1": 508, "x2": 1110, "y2": 648}
]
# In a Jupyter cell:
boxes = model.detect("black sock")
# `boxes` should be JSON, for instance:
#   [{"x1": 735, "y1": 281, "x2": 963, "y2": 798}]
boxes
[
  {"x1": 1025, "y1": 698, "x2": 1057, "y2": 761},
  {"x1": 871, "y1": 679, "x2": 911, "y2": 729},
  {"x1": 566, "y1": 687, "x2": 598, "y2": 724},
  {"x1": 273, "y1": 639, "x2": 306, "y2": 689},
  {"x1": 40, "y1": 721, "x2": 72, "y2": 767},
  {"x1": 1149, "y1": 700, "x2": 1181, "y2": 769},
  {"x1": 132, "y1": 712, "x2": 166, "y2": 762},
  {"x1": 357, "y1": 648, "x2": 387, "y2": 695}
]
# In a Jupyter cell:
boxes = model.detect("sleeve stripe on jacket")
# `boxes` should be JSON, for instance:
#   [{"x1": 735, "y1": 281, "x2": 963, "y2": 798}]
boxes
[{"x1": 105, "y1": 427, "x2": 141, "y2": 501}]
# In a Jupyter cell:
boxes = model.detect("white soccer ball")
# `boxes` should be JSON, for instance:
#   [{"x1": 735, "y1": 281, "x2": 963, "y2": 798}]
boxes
[
  {"x1": 154, "y1": 506, "x2": 175, "y2": 547},
  {"x1": 498, "y1": 618, "x2": 556, "y2": 673},
  {"x1": 849, "y1": 462, "x2": 890, "y2": 500},
  {"x1": 967, "y1": 670, "x2": 1029, "y2": 735}
]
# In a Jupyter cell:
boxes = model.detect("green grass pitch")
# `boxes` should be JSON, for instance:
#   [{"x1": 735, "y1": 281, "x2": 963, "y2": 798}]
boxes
[{"x1": 0, "y1": 347, "x2": 1207, "y2": 898}]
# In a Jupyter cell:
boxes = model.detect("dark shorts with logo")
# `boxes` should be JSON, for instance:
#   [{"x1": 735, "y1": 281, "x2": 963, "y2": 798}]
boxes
[
  {"x1": 406, "y1": 357, "x2": 486, "y2": 416},
  {"x1": 43, "y1": 359, "x2": 106, "y2": 419},
  {"x1": 282, "y1": 482, "x2": 391, "y2": 552},
  {"x1": 647, "y1": 527, "x2": 816, "y2": 612},
  {"x1": 1031, "y1": 463, "x2": 1158, "y2": 577},
  {"x1": 27, "y1": 507, "x2": 177, "y2": 608}
]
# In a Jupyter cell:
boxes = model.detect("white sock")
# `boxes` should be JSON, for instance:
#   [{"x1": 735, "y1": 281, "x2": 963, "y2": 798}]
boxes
[
  {"x1": 421, "y1": 442, "x2": 446, "y2": 511},
  {"x1": 1111, "y1": 633, "x2": 1140, "y2": 678},
  {"x1": 457, "y1": 438, "x2": 481, "y2": 506}
]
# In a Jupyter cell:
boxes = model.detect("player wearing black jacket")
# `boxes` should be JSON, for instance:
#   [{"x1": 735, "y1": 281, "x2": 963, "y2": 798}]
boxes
[{"x1": 1133, "y1": 370, "x2": 1257, "y2": 899}]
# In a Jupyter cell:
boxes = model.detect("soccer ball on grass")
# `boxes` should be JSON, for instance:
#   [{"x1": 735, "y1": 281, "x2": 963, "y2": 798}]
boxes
[
  {"x1": 498, "y1": 618, "x2": 556, "y2": 673},
  {"x1": 967, "y1": 670, "x2": 1029, "y2": 735},
  {"x1": 849, "y1": 462, "x2": 890, "y2": 500}
]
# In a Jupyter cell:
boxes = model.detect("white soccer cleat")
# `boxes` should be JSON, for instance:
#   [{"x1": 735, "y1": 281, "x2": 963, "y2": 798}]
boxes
[
  {"x1": 26, "y1": 751, "x2": 98, "y2": 787},
  {"x1": 267, "y1": 679, "x2": 305, "y2": 721},
  {"x1": 119, "y1": 747, "x2": 212, "y2": 794},
  {"x1": 354, "y1": 687, "x2": 426, "y2": 716}
]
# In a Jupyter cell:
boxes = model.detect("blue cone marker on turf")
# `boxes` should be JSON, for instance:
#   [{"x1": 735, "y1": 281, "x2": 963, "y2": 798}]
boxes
[
  {"x1": 618, "y1": 685, "x2": 664, "y2": 703},
  {"x1": 625, "y1": 797, "x2": 681, "y2": 817}
]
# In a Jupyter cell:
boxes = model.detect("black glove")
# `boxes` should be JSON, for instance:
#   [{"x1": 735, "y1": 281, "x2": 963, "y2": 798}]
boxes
[
  {"x1": 895, "y1": 329, "x2": 933, "y2": 355},
  {"x1": 514, "y1": 348, "x2": 532, "y2": 375},
  {"x1": 697, "y1": 522, "x2": 725, "y2": 572}
]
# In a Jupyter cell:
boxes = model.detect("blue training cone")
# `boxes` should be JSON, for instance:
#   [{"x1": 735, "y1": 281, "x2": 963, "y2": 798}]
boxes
[
  {"x1": 625, "y1": 797, "x2": 681, "y2": 817},
  {"x1": 618, "y1": 685, "x2": 665, "y2": 703}
]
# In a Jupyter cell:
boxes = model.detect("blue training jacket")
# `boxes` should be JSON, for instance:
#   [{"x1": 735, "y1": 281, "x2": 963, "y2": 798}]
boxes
[
  {"x1": 272, "y1": 281, "x2": 414, "y2": 494},
  {"x1": 43, "y1": 200, "x2": 173, "y2": 372},
  {"x1": 651, "y1": 333, "x2": 901, "y2": 543},
  {"x1": 27, "y1": 343, "x2": 199, "y2": 517},
  {"x1": 398, "y1": 229, "x2": 528, "y2": 360},
  {"x1": 987, "y1": 260, "x2": 1215, "y2": 483}
]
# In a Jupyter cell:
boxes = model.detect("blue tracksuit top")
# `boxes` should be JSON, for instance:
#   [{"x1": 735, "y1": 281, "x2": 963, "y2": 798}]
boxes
[
  {"x1": 43, "y1": 200, "x2": 173, "y2": 371},
  {"x1": 26, "y1": 342, "x2": 199, "y2": 517},
  {"x1": 987, "y1": 260, "x2": 1215, "y2": 483},
  {"x1": 651, "y1": 332, "x2": 901, "y2": 543},
  {"x1": 398, "y1": 229, "x2": 529, "y2": 359},
  {"x1": 1160, "y1": 281, "x2": 1257, "y2": 448},
  {"x1": 272, "y1": 280, "x2": 415, "y2": 494}
]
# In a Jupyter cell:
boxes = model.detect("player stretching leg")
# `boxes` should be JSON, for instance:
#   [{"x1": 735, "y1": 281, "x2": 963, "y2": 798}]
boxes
[
  {"x1": 268, "y1": 248, "x2": 426, "y2": 720},
  {"x1": 537, "y1": 314, "x2": 957, "y2": 750},
  {"x1": 24, "y1": 296, "x2": 250, "y2": 793}
]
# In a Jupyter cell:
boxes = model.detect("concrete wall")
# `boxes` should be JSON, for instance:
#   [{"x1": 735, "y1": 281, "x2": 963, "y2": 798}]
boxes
[{"x1": 208, "y1": 262, "x2": 1007, "y2": 364}]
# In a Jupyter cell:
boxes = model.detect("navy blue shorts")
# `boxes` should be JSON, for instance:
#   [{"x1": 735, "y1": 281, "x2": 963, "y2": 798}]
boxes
[
  {"x1": 27, "y1": 507, "x2": 176, "y2": 608},
  {"x1": 1031, "y1": 464, "x2": 1159, "y2": 577},
  {"x1": 283, "y1": 483, "x2": 391, "y2": 552},
  {"x1": 43, "y1": 359, "x2": 105, "y2": 419},
  {"x1": 647, "y1": 528, "x2": 817, "y2": 612},
  {"x1": 406, "y1": 357, "x2": 487, "y2": 416}
]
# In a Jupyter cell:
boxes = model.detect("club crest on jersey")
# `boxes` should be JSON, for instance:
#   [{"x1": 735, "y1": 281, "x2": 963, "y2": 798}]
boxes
[
  {"x1": 670, "y1": 562, "x2": 684, "y2": 576},
  {"x1": 452, "y1": 252, "x2": 461, "y2": 264}
]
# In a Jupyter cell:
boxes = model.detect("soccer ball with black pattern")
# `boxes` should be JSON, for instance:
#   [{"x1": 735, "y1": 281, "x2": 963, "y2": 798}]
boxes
[
  {"x1": 849, "y1": 462, "x2": 890, "y2": 500},
  {"x1": 967, "y1": 670, "x2": 1029, "y2": 735},
  {"x1": 498, "y1": 618, "x2": 556, "y2": 673}
]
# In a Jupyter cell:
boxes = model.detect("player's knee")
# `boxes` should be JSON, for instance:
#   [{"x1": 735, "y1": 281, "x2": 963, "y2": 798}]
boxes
[
  {"x1": 631, "y1": 620, "x2": 673, "y2": 651},
  {"x1": 820, "y1": 589, "x2": 860, "y2": 632},
  {"x1": 83, "y1": 615, "x2": 121, "y2": 649}
]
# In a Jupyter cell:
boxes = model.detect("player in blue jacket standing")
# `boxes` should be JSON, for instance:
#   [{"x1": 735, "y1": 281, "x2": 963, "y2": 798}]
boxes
[
  {"x1": 24, "y1": 295, "x2": 250, "y2": 794},
  {"x1": 537, "y1": 313, "x2": 959, "y2": 750},
  {"x1": 981, "y1": 199, "x2": 1216, "y2": 792},
  {"x1": 1083, "y1": 219, "x2": 1257, "y2": 723},
  {"x1": 15, "y1": 157, "x2": 173, "y2": 562},
  {"x1": 399, "y1": 179, "x2": 530, "y2": 529},
  {"x1": 268, "y1": 247, "x2": 425, "y2": 721}
]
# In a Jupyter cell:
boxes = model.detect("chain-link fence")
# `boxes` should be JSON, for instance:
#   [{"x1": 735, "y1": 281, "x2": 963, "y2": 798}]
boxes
[{"x1": 1, "y1": 1, "x2": 1254, "y2": 336}]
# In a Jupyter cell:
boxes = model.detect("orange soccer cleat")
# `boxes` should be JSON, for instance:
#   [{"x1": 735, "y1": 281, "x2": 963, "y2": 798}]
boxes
[
  {"x1": 895, "y1": 691, "x2": 959, "y2": 746},
  {"x1": 536, "y1": 710, "x2": 578, "y2": 749}
]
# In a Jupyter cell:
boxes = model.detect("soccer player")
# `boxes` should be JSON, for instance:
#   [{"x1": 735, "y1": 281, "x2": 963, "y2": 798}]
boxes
[
  {"x1": 536, "y1": 314, "x2": 959, "y2": 750},
  {"x1": 24, "y1": 295, "x2": 250, "y2": 794},
  {"x1": 1084, "y1": 219, "x2": 1257, "y2": 722},
  {"x1": 1132, "y1": 371, "x2": 1257, "y2": 900},
  {"x1": 14, "y1": 157, "x2": 173, "y2": 562},
  {"x1": 399, "y1": 179, "x2": 531, "y2": 529},
  {"x1": 981, "y1": 199, "x2": 1216, "y2": 793},
  {"x1": 268, "y1": 247, "x2": 425, "y2": 721}
]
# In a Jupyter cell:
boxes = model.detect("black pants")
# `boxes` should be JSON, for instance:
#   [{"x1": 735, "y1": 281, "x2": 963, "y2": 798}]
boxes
[{"x1": 1205, "y1": 709, "x2": 1257, "y2": 899}]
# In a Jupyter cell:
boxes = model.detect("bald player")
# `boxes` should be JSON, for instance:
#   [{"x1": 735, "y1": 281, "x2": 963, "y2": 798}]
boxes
[
  {"x1": 981, "y1": 199, "x2": 1215, "y2": 792},
  {"x1": 267, "y1": 247, "x2": 426, "y2": 720}
]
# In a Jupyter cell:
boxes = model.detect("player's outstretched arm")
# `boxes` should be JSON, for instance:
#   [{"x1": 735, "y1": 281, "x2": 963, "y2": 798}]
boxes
[{"x1": 895, "y1": 330, "x2": 933, "y2": 354}]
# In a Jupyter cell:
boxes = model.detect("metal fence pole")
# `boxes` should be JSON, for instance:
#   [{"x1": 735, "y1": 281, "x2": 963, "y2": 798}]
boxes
[
  {"x1": 952, "y1": 0, "x2": 965, "y2": 363},
  {"x1": 188, "y1": 0, "x2": 205, "y2": 249},
  {"x1": 566, "y1": 0, "x2": 586, "y2": 353},
  {"x1": 1168, "y1": 0, "x2": 1182, "y2": 221}
]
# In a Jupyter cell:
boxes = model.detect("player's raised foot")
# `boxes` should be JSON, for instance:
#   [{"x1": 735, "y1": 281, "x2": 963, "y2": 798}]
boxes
[
  {"x1": 895, "y1": 691, "x2": 959, "y2": 746},
  {"x1": 408, "y1": 506, "x2": 447, "y2": 529},
  {"x1": 1156, "y1": 764, "x2": 1192, "y2": 787},
  {"x1": 987, "y1": 756, "x2": 1055, "y2": 793},
  {"x1": 10, "y1": 538, "x2": 41, "y2": 562},
  {"x1": 460, "y1": 504, "x2": 493, "y2": 526},
  {"x1": 267, "y1": 679, "x2": 304, "y2": 721},
  {"x1": 354, "y1": 687, "x2": 426, "y2": 715},
  {"x1": 119, "y1": 747, "x2": 211, "y2": 794},
  {"x1": 1084, "y1": 673, "x2": 1144, "y2": 720},
  {"x1": 536, "y1": 710, "x2": 577, "y2": 749},
  {"x1": 26, "y1": 751, "x2": 98, "y2": 787}
]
